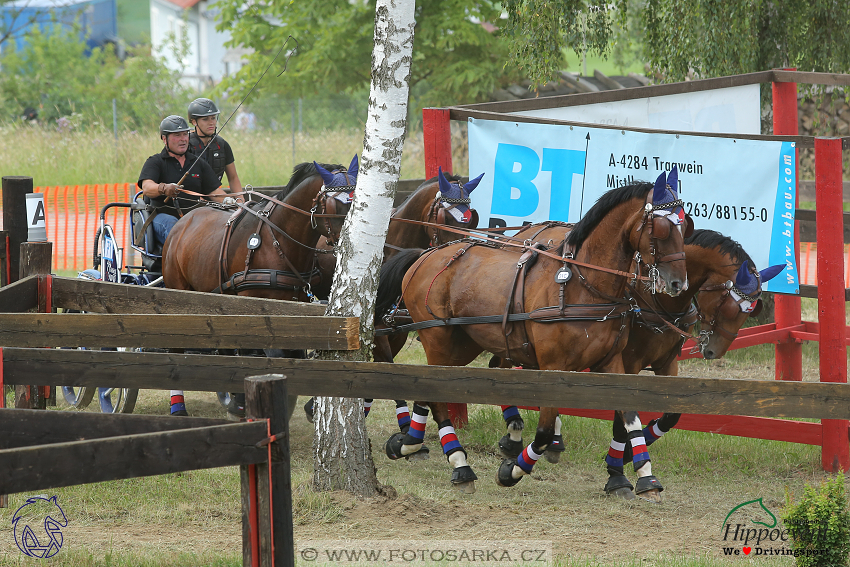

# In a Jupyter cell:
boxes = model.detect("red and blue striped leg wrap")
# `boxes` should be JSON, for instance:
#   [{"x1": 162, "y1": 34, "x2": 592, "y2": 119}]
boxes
[
  {"x1": 395, "y1": 401, "x2": 411, "y2": 432},
  {"x1": 605, "y1": 440, "x2": 626, "y2": 472},
  {"x1": 643, "y1": 419, "x2": 664, "y2": 447},
  {"x1": 438, "y1": 419, "x2": 463, "y2": 456},
  {"x1": 170, "y1": 392, "x2": 186, "y2": 415},
  {"x1": 402, "y1": 404, "x2": 429, "y2": 444},
  {"x1": 501, "y1": 405, "x2": 520, "y2": 423},
  {"x1": 517, "y1": 443, "x2": 544, "y2": 474},
  {"x1": 363, "y1": 399, "x2": 373, "y2": 418},
  {"x1": 628, "y1": 430, "x2": 650, "y2": 471}
]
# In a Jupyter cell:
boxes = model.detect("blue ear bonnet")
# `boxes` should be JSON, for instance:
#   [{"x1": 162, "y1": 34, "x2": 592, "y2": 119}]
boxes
[
  {"x1": 437, "y1": 167, "x2": 483, "y2": 221},
  {"x1": 652, "y1": 165, "x2": 683, "y2": 215},
  {"x1": 314, "y1": 154, "x2": 358, "y2": 188},
  {"x1": 735, "y1": 261, "x2": 759, "y2": 295}
]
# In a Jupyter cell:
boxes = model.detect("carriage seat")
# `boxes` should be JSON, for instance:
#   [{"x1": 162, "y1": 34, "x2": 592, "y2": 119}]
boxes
[{"x1": 130, "y1": 194, "x2": 163, "y2": 273}]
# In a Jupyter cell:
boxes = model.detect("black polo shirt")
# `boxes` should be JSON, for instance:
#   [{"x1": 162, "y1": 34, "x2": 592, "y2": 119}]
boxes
[
  {"x1": 189, "y1": 132, "x2": 235, "y2": 181},
  {"x1": 137, "y1": 147, "x2": 221, "y2": 217}
]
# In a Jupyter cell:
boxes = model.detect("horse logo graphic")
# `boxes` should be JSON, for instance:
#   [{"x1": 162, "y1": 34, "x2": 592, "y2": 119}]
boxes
[
  {"x1": 722, "y1": 497, "x2": 778, "y2": 530},
  {"x1": 12, "y1": 495, "x2": 68, "y2": 558}
]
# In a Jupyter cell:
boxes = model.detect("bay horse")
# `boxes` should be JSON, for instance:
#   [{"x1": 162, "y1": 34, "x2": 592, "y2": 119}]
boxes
[
  {"x1": 303, "y1": 168, "x2": 483, "y2": 436},
  {"x1": 161, "y1": 156, "x2": 358, "y2": 416},
  {"x1": 493, "y1": 226, "x2": 783, "y2": 502},
  {"x1": 375, "y1": 173, "x2": 689, "y2": 492}
]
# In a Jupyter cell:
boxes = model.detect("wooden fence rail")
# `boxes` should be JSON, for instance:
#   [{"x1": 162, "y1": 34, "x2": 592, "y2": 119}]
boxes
[{"x1": 4, "y1": 348, "x2": 850, "y2": 420}]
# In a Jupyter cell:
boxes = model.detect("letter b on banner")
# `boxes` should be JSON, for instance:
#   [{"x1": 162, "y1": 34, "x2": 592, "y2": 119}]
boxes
[
  {"x1": 492, "y1": 143, "x2": 539, "y2": 217},
  {"x1": 25, "y1": 193, "x2": 47, "y2": 242}
]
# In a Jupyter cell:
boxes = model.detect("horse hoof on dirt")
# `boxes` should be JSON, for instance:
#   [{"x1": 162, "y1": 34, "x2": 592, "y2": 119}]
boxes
[
  {"x1": 604, "y1": 474, "x2": 635, "y2": 500},
  {"x1": 495, "y1": 459, "x2": 522, "y2": 488},
  {"x1": 406, "y1": 444, "x2": 430, "y2": 462},
  {"x1": 498, "y1": 434, "x2": 523, "y2": 459},
  {"x1": 451, "y1": 466, "x2": 478, "y2": 494},
  {"x1": 543, "y1": 434, "x2": 565, "y2": 464},
  {"x1": 635, "y1": 475, "x2": 664, "y2": 503},
  {"x1": 303, "y1": 398, "x2": 315, "y2": 423}
]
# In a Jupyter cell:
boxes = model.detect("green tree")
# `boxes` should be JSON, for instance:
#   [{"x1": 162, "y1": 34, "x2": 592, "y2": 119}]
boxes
[
  {"x1": 642, "y1": 0, "x2": 850, "y2": 82},
  {"x1": 0, "y1": 25, "x2": 190, "y2": 129},
  {"x1": 215, "y1": 0, "x2": 521, "y2": 111}
]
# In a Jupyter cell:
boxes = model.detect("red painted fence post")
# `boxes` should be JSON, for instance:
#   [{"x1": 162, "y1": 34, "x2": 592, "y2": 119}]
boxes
[
  {"x1": 423, "y1": 106, "x2": 467, "y2": 426},
  {"x1": 771, "y1": 72, "x2": 803, "y2": 381},
  {"x1": 422, "y1": 108, "x2": 454, "y2": 178},
  {"x1": 815, "y1": 137, "x2": 849, "y2": 472}
]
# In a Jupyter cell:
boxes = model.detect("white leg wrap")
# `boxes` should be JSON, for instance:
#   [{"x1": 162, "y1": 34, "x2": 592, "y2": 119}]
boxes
[
  {"x1": 448, "y1": 451, "x2": 468, "y2": 468},
  {"x1": 400, "y1": 442, "x2": 422, "y2": 456},
  {"x1": 636, "y1": 461, "x2": 653, "y2": 478}
]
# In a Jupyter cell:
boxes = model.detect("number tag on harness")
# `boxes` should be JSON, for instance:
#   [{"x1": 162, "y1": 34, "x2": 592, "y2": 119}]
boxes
[
  {"x1": 247, "y1": 233, "x2": 262, "y2": 250},
  {"x1": 555, "y1": 267, "x2": 572, "y2": 284}
]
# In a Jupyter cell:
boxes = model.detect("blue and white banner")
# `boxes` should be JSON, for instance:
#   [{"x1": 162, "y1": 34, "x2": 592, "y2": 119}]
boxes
[{"x1": 468, "y1": 118, "x2": 798, "y2": 294}]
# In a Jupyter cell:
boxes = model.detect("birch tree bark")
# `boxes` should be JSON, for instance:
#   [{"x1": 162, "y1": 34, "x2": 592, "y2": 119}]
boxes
[{"x1": 312, "y1": 0, "x2": 415, "y2": 497}]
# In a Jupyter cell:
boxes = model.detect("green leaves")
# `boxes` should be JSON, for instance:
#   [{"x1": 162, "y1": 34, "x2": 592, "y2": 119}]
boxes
[
  {"x1": 783, "y1": 473, "x2": 850, "y2": 567},
  {"x1": 215, "y1": 0, "x2": 516, "y2": 112},
  {"x1": 0, "y1": 26, "x2": 189, "y2": 129}
]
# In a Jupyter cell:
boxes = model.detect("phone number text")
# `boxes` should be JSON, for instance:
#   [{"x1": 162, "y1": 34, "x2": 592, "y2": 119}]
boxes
[{"x1": 685, "y1": 202, "x2": 769, "y2": 222}]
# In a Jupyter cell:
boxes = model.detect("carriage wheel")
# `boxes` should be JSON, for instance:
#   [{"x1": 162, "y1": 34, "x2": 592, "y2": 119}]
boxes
[
  {"x1": 59, "y1": 346, "x2": 95, "y2": 409},
  {"x1": 98, "y1": 386, "x2": 138, "y2": 414},
  {"x1": 216, "y1": 392, "x2": 246, "y2": 419},
  {"x1": 61, "y1": 386, "x2": 95, "y2": 409}
]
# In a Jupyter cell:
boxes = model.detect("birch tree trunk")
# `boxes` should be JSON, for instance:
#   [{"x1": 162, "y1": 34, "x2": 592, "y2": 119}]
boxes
[{"x1": 312, "y1": 0, "x2": 415, "y2": 497}]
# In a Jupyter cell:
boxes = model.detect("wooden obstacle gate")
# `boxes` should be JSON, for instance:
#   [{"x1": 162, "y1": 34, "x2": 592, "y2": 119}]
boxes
[
  {"x1": 422, "y1": 69, "x2": 850, "y2": 472},
  {"x1": 2, "y1": 275, "x2": 850, "y2": 565}
]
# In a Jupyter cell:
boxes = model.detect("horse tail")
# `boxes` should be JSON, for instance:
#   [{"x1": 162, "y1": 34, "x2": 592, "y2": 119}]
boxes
[{"x1": 375, "y1": 248, "x2": 424, "y2": 322}]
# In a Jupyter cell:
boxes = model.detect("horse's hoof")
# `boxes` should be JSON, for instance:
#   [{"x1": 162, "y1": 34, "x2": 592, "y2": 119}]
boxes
[
  {"x1": 303, "y1": 398, "x2": 314, "y2": 423},
  {"x1": 385, "y1": 432, "x2": 406, "y2": 460},
  {"x1": 604, "y1": 474, "x2": 634, "y2": 500},
  {"x1": 451, "y1": 465, "x2": 478, "y2": 484},
  {"x1": 543, "y1": 434, "x2": 565, "y2": 464},
  {"x1": 454, "y1": 481, "x2": 476, "y2": 494},
  {"x1": 637, "y1": 488, "x2": 663, "y2": 503},
  {"x1": 496, "y1": 459, "x2": 522, "y2": 488},
  {"x1": 635, "y1": 475, "x2": 664, "y2": 503},
  {"x1": 498, "y1": 434, "x2": 523, "y2": 459},
  {"x1": 406, "y1": 444, "x2": 430, "y2": 462}
]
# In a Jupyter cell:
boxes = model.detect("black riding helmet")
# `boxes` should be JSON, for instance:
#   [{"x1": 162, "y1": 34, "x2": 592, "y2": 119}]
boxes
[
  {"x1": 188, "y1": 98, "x2": 220, "y2": 121},
  {"x1": 160, "y1": 115, "x2": 191, "y2": 136}
]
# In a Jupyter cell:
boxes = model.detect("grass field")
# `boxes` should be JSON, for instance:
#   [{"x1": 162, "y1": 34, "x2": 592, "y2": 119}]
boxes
[{"x1": 0, "y1": 124, "x2": 465, "y2": 190}]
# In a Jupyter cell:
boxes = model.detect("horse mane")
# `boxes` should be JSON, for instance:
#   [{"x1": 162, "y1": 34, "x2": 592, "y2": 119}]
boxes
[
  {"x1": 685, "y1": 229, "x2": 753, "y2": 266},
  {"x1": 394, "y1": 172, "x2": 463, "y2": 212},
  {"x1": 273, "y1": 161, "x2": 345, "y2": 200},
  {"x1": 565, "y1": 182, "x2": 653, "y2": 250}
]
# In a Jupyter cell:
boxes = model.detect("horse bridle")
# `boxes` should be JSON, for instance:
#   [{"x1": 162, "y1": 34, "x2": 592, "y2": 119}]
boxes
[
  {"x1": 632, "y1": 193, "x2": 693, "y2": 294},
  {"x1": 693, "y1": 273, "x2": 763, "y2": 352},
  {"x1": 426, "y1": 181, "x2": 478, "y2": 247},
  {"x1": 311, "y1": 168, "x2": 356, "y2": 247}
]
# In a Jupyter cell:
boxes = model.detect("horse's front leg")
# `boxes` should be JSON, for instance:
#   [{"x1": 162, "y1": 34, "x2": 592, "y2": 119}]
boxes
[
  {"x1": 620, "y1": 410, "x2": 664, "y2": 503},
  {"x1": 497, "y1": 406, "x2": 558, "y2": 487}
]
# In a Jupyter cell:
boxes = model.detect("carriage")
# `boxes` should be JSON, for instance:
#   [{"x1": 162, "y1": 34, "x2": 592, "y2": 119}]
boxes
[{"x1": 61, "y1": 193, "x2": 163, "y2": 414}]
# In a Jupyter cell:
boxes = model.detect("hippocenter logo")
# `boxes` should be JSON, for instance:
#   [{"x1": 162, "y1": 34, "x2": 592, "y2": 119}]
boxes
[{"x1": 12, "y1": 495, "x2": 67, "y2": 559}]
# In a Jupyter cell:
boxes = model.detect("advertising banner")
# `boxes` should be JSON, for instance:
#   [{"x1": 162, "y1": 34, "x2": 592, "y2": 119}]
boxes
[{"x1": 468, "y1": 117, "x2": 798, "y2": 294}]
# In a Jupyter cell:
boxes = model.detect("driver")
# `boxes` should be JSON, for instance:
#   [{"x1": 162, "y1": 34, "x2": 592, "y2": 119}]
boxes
[
  {"x1": 137, "y1": 115, "x2": 229, "y2": 249},
  {"x1": 187, "y1": 98, "x2": 243, "y2": 194}
]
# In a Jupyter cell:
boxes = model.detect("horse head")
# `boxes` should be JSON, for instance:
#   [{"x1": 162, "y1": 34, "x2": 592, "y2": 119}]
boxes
[
  {"x1": 698, "y1": 259, "x2": 784, "y2": 359},
  {"x1": 429, "y1": 167, "x2": 483, "y2": 246},
  {"x1": 311, "y1": 154, "x2": 358, "y2": 245},
  {"x1": 629, "y1": 166, "x2": 690, "y2": 297}
]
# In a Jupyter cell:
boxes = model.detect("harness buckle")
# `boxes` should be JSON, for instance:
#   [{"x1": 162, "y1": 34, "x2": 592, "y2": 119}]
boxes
[{"x1": 597, "y1": 306, "x2": 617, "y2": 322}]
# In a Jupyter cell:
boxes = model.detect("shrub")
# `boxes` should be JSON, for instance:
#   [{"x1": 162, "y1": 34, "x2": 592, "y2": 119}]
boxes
[{"x1": 783, "y1": 473, "x2": 850, "y2": 567}]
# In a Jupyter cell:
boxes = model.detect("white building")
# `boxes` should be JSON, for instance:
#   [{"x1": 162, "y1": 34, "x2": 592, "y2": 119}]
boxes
[{"x1": 149, "y1": 0, "x2": 249, "y2": 90}]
